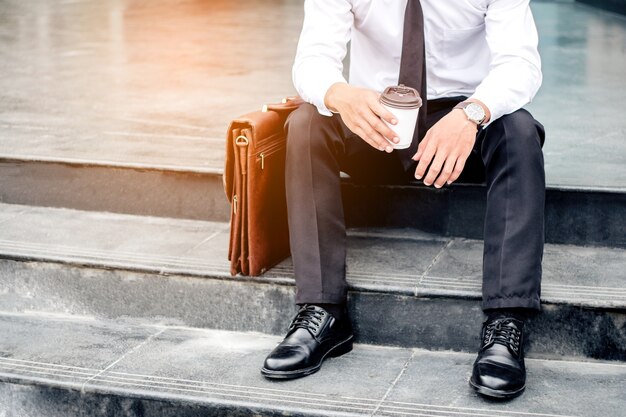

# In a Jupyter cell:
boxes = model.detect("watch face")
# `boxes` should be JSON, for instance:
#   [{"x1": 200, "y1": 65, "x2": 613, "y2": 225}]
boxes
[{"x1": 466, "y1": 103, "x2": 485, "y2": 122}]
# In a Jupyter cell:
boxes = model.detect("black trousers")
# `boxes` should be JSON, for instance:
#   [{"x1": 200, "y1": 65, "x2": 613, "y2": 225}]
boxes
[{"x1": 284, "y1": 98, "x2": 546, "y2": 311}]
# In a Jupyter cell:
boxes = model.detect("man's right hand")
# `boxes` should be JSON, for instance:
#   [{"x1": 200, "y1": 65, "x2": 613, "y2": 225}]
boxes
[{"x1": 324, "y1": 82, "x2": 400, "y2": 153}]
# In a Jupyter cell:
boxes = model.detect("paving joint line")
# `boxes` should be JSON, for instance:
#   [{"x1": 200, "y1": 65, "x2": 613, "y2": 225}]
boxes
[
  {"x1": 180, "y1": 224, "x2": 230, "y2": 256},
  {"x1": 80, "y1": 327, "x2": 166, "y2": 392},
  {"x1": 414, "y1": 239, "x2": 455, "y2": 296},
  {"x1": 370, "y1": 349, "x2": 416, "y2": 417},
  {"x1": 156, "y1": 225, "x2": 229, "y2": 274}
]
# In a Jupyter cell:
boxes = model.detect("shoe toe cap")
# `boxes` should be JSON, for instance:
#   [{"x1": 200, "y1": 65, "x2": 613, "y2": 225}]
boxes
[
  {"x1": 263, "y1": 345, "x2": 310, "y2": 372},
  {"x1": 472, "y1": 362, "x2": 525, "y2": 392}
]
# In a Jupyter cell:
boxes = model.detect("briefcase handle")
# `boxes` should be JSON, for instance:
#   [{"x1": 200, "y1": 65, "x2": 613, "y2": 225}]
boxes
[{"x1": 262, "y1": 96, "x2": 304, "y2": 114}]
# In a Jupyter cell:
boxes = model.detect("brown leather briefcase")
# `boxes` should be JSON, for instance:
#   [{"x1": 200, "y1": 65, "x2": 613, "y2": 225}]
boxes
[{"x1": 223, "y1": 96, "x2": 304, "y2": 276}]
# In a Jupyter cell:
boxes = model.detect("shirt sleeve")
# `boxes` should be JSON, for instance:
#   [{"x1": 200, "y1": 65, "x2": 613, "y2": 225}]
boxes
[
  {"x1": 469, "y1": 0, "x2": 542, "y2": 126},
  {"x1": 292, "y1": 0, "x2": 354, "y2": 117}
]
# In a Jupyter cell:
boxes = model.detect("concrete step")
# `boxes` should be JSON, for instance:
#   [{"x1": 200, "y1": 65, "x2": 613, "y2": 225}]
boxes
[
  {"x1": 0, "y1": 202, "x2": 624, "y2": 361},
  {"x1": 1, "y1": 156, "x2": 624, "y2": 247},
  {"x1": 1, "y1": 312, "x2": 625, "y2": 417},
  {"x1": 1, "y1": 0, "x2": 625, "y2": 196}
]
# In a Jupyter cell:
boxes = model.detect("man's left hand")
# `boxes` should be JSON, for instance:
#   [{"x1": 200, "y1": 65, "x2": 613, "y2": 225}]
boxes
[{"x1": 412, "y1": 109, "x2": 479, "y2": 188}]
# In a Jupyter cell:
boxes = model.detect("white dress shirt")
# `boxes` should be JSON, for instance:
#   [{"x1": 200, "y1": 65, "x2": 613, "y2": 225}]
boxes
[{"x1": 292, "y1": 0, "x2": 542, "y2": 125}]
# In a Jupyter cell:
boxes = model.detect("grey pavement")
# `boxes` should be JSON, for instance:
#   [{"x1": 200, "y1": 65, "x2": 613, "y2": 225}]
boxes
[
  {"x1": 1, "y1": 200, "x2": 624, "y2": 360},
  {"x1": 0, "y1": 0, "x2": 624, "y2": 188},
  {"x1": 0, "y1": 313, "x2": 624, "y2": 417},
  {"x1": 527, "y1": 1, "x2": 626, "y2": 189},
  {"x1": 0, "y1": 0, "x2": 300, "y2": 170},
  {"x1": 0, "y1": 202, "x2": 624, "y2": 309}
]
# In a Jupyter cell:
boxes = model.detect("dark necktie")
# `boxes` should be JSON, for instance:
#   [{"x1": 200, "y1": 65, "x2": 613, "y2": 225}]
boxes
[{"x1": 397, "y1": 0, "x2": 427, "y2": 170}]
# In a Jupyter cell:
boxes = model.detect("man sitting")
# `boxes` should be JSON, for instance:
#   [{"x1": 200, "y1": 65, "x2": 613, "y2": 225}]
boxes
[{"x1": 261, "y1": 0, "x2": 545, "y2": 400}]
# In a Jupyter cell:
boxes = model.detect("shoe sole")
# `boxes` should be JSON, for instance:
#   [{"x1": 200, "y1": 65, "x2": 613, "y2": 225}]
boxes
[
  {"x1": 469, "y1": 378, "x2": 526, "y2": 400},
  {"x1": 260, "y1": 335, "x2": 354, "y2": 380}
]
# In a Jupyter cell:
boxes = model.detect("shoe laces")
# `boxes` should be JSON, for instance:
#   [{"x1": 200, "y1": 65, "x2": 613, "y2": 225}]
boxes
[
  {"x1": 483, "y1": 318, "x2": 522, "y2": 355},
  {"x1": 288, "y1": 305, "x2": 326, "y2": 333}
]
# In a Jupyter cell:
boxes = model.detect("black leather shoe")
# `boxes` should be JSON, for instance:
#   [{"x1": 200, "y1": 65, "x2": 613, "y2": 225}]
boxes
[
  {"x1": 470, "y1": 316, "x2": 526, "y2": 399},
  {"x1": 261, "y1": 304, "x2": 353, "y2": 379}
]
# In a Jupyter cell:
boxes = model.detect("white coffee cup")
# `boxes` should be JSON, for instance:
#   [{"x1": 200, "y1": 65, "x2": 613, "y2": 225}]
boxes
[{"x1": 379, "y1": 84, "x2": 422, "y2": 149}]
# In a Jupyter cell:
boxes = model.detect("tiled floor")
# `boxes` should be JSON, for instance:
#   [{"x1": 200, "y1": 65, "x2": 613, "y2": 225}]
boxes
[
  {"x1": 0, "y1": 313, "x2": 624, "y2": 416},
  {"x1": 0, "y1": 0, "x2": 624, "y2": 188},
  {"x1": 1, "y1": 202, "x2": 625, "y2": 308}
]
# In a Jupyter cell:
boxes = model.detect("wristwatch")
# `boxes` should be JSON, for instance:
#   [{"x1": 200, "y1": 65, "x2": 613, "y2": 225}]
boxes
[{"x1": 454, "y1": 101, "x2": 486, "y2": 126}]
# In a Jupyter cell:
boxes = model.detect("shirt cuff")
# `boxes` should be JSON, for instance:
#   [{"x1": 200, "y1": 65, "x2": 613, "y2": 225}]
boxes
[
  {"x1": 311, "y1": 75, "x2": 348, "y2": 117},
  {"x1": 469, "y1": 63, "x2": 541, "y2": 128},
  {"x1": 294, "y1": 64, "x2": 347, "y2": 117},
  {"x1": 468, "y1": 92, "x2": 500, "y2": 128}
]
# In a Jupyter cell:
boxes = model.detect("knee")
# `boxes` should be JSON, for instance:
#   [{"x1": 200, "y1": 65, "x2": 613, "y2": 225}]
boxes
[
  {"x1": 488, "y1": 109, "x2": 545, "y2": 157},
  {"x1": 285, "y1": 103, "x2": 336, "y2": 153},
  {"x1": 285, "y1": 103, "x2": 329, "y2": 135}
]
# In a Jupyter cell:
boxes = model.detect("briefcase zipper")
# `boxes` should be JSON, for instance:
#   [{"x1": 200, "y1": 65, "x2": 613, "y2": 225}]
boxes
[
  {"x1": 255, "y1": 132, "x2": 282, "y2": 147},
  {"x1": 258, "y1": 147, "x2": 283, "y2": 170},
  {"x1": 233, "y1": 195, "x2": 237, "y2": 215},
  {"x1": 254, "y1": 139, "x2": 283, "y2": 157},
  {"x1": 256, "y1": 142, "x2": 284, "y2": 170}
]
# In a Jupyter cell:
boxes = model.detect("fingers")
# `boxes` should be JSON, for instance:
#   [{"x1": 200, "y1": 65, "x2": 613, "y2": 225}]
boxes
[
  {"x1": 369, "y1": 96, "x2": 398, "y2": 126},
  {"x1": 433, "y1": 156, "x2": 458, "y2": 188},
  {"x1": 368, "y1": 95, "x2": 401, "y2": 145},
  {"x1": 340, "y1": 89, "x2": 414, "y2": 152},
  {"x1": 347, "y1": 117, "x2": 392, "y2": 152},
  {"x1": 363, "y1": 111, "x2": 398, "y2": 148},
  {"x1": 346, "y1": 102, "x2": 396, "y2": 152},
  {"x1": 446, "y1": 154, "x2": 468, "y2": 185},
  {"x1": 414, "y1": 135, "x2": 436, "y2": 179},
  {"x1": 422, "y1": 152, "x2": 447, "y2": 186},
  {"x1": 412, "y1": 135, "x2": 430, "y2": 162},
  {"x1": 358, "y1": 120, "x2": 394, "y2": 152},
  {"x1": 425, "y1": 147, "x2": 471, "y2": 187},
  {"x1": 411, "y1": 108, "x2": 478, "y2": 186}
]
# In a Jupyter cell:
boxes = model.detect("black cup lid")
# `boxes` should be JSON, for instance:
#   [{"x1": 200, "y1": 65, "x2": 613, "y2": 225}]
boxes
[{"x1": 380, "y1": 84, "x2": 422, "y2": 109}]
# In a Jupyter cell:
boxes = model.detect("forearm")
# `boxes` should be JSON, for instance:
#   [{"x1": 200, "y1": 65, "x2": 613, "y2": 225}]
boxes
[
  {"x1": 292, "y1": 0, "x2": 352, "y2": 116},
  {"x1": 470, "y1": 0, "x2": 542, "y2": 125},
  {"x1": 294, "y1": 63, "x2": 347, "y2": 116},
  {"x1": 470, "y1": 60, "x2": 541, "y2": 125}
]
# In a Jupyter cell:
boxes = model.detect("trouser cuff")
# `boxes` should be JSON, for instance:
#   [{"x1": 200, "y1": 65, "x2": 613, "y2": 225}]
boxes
[
  {"x1": 482, "y1": 296, "x2": 541, "y2": 312},
  {"x1": 295, "y1": 291, "x2": 347, "y2": 305}
]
